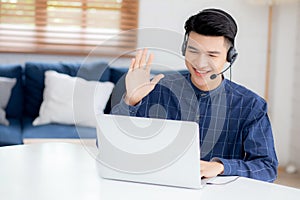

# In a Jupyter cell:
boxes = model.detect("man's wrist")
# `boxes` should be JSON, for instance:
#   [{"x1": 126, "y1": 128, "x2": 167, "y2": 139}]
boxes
[
  {"x1": 124, "y1": 94, "x2": 140, "y2": 106},
  {"x1": 124, "y1": 94, "x2": 131, "y2": 105},
  {"x1": 217, "y1": 161, "x2": 224, "y2": 175},
  {"x1": 211, "y1": 158, "x2": 225, "y2": 175}
]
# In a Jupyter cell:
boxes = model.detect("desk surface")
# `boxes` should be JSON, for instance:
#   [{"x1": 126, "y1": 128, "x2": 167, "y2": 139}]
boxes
[{"x1": 0, "y1": 142, "x2": 299, "y2": 200}]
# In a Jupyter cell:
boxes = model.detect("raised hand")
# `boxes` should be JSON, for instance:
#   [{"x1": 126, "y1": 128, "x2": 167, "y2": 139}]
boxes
[{"x1": 124, "y1": 49, "x2": 164, "y2": 106}]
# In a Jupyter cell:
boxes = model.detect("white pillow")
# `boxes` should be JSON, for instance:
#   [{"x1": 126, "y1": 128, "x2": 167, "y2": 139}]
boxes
[
  {"x1": 33, "y1": 70, "x2": 114, "y2": 127},
  {"x1": 0, "y1": 77, "x2": 16, "y2": 126}
]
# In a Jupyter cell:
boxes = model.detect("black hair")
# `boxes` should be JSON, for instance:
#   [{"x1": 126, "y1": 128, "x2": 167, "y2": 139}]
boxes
[{"x1": 184, "y1": 8, "x2": 238, "y2": 47}]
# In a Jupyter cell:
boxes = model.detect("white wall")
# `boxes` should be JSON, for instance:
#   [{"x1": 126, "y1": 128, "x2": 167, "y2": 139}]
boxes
[
  {"x1": 289, "y1": 3, "x2": 300, "y2": 169},
  {"x1": 268, "y1": 3, "x2": 300, "y2": 167},
  {"x1": 0, "y1": 0, "x2": 299, "y2": 167}
]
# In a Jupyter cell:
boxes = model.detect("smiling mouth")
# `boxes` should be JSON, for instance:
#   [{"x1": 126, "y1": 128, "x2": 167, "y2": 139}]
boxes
[{"x1": 193, "y1": 68, "x2": 211, "y2": 77}]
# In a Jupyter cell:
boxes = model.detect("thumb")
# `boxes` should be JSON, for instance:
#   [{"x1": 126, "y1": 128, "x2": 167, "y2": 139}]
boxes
[{"x1": 150, "y1": 74, "x2": 164, "y2": 85}]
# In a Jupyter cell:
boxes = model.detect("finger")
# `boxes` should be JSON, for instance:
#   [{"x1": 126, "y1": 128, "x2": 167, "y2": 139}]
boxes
[
  {"x1": 129, "y1": 58, "x2": 136, "y2": 72},
  {"x1": 145, "y1": 53, "x2": 154, "y2": 72},
  {"x1": 201, "y1": 172, "x2": 205, "y2": 178},
  {"x1": 134, "y1": 49, "x2": 142, "y2": 69},
  {"x1": 200, "y1": 168, "x2": 207, "y2": 178},
  {"x1": 140, "y1": 48, "x2": 148, "y2": 69},
  {"x1": 150, "y1": 74, "x2": 164, "y2": 85},
  {"x1": 200, "y1": 161, "x2": 207, "y2": 177}
]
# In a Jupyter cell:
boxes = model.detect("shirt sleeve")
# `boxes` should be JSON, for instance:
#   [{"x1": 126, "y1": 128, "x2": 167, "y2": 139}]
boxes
[
  {"x1": 212, "y1": 101, "x2": 278, "y2": 182},
  {"x1": 110, "y1": 94, "x2": 143, "y2": 116},
  {"x1": 110, "y1": 83, "x2": 163, "y2": 117}
]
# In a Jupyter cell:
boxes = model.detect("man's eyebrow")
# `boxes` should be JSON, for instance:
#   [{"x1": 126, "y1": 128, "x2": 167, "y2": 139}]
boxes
[
  {"x1": 187, "y1": 45, "x2": 221, "y2": 54},
  {"x1": 207, "y1": 51, "x2": 221, "y2": 54},
  {"x1": 187, "y1": 45, "x2": 199, "y2": 51}
]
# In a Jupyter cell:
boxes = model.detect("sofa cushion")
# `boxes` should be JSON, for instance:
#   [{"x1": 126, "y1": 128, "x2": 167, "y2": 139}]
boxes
[
  {"x1": 33, "y1": 70, "x2": 114, "y2": 127},
  {"x1": 104, "y1": 67, "x2": 128, "y2": 114},
  {"x1": 0, "y1": 77, "x2": 16, "y2": 125},
  {"x1": 23, "y1": 117, "x2": 97, "y2": 139},
  {"x1": 74, "y1": 61, "x2": 110, "y2": 82},
  {"x1": 0, "y1": 64, "x2": 23, "y2": 118},
  {"x1": 24, "y1": 61, "x2": 110, "y2": 118},
  {"x1": 0, "y1": 118, "x2": 23, "y2": 146},
  {"x1": 109, "y1": 67, "x2": 128, "y2": 84}
]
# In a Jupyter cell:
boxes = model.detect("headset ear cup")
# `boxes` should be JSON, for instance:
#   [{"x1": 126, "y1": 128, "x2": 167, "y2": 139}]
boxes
[
  {"x1": 181, "y1": 40, "x2": 187, "y2": 56},
  {"x1": 181, "y1": 41, "x2": 186, "y2": 56},
  {"x1": 227, "y1": 47, "x2": 238, "y2": 63},
  {"x1": 181, "y1": 34, "x2": 188, "y2": 56}
]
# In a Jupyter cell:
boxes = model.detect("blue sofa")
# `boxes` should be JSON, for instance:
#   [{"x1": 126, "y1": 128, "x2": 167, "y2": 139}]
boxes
[{"x1": 0, "y1": 62, "x2": 128, "y2": 146}]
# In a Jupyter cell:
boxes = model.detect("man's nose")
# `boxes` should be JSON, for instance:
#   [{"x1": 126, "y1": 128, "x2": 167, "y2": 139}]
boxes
[{"x1": 195, "y1": 54, "x2": 209, "y2": 68}]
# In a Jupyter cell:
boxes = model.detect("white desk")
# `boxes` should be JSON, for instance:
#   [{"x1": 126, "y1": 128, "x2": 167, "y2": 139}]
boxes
[{"x1": 0, "y1": 142, "x2": 299, "y2": 200}]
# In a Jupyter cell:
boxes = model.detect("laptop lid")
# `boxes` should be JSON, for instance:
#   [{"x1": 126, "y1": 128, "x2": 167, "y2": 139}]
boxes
[{"x1": 95, "y1": 114, "x2": 202, "y2": 189}]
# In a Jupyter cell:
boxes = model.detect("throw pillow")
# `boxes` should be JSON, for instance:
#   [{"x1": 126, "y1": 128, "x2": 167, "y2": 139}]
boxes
[
  {"x1": 33, "y1": 70, "x2": 114, "y2": 127},
  {"x1": 0, "y1": 77, "x2": 16, "y2": 126}
]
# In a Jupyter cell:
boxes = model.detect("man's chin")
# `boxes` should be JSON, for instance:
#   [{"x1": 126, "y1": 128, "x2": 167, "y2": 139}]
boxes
[{"x1": 191, "y1": 75, "x2": 209, "y2": 90}]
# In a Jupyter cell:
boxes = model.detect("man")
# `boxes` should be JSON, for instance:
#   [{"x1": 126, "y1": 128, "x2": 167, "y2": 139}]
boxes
[{"x1": 112, "y1": 8, "x2": 278, "y2": 182}]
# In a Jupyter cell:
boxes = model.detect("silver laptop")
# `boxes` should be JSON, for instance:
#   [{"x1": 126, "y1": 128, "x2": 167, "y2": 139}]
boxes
[{"x1": 95, "y1": 114, "x2": 204, "y2": 189}]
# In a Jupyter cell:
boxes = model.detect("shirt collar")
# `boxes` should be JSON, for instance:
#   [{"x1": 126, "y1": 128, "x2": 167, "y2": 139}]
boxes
[{"x1": 186, "y1": 74, "x2": 227, "y2": 98}]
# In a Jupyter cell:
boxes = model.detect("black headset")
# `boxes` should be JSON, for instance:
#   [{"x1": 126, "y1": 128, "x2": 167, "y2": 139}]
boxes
[{"x1": 181, "y1": 9, "x2": 238, "y2": 65}]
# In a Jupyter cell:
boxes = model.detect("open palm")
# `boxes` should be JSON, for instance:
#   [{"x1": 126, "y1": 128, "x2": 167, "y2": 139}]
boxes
[{"x1": 125, "y1": 49, "x2": 164, "y2": 106}]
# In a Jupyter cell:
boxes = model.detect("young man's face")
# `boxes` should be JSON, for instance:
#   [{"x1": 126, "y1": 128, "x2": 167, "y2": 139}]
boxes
[{"x1": 184, "y1": 31, "x2": 228, "y2": 91}]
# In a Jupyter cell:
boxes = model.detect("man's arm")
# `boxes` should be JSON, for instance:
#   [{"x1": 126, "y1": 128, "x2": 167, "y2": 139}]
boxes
[
  {"x1": 212, "y1": 102, "x2": 278, "y2": 182},
  {"x1": 111, "y1": 94, "x2": 143, "y2": 116}
]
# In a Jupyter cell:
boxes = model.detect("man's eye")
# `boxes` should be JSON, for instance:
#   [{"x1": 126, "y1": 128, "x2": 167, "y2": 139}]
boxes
[
  {"x1": 189, "y1": 50, "x2": 198, "y2": 54},
  {"x1": 209, "y1": 54, "x2": 217, "y2": 58}
]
